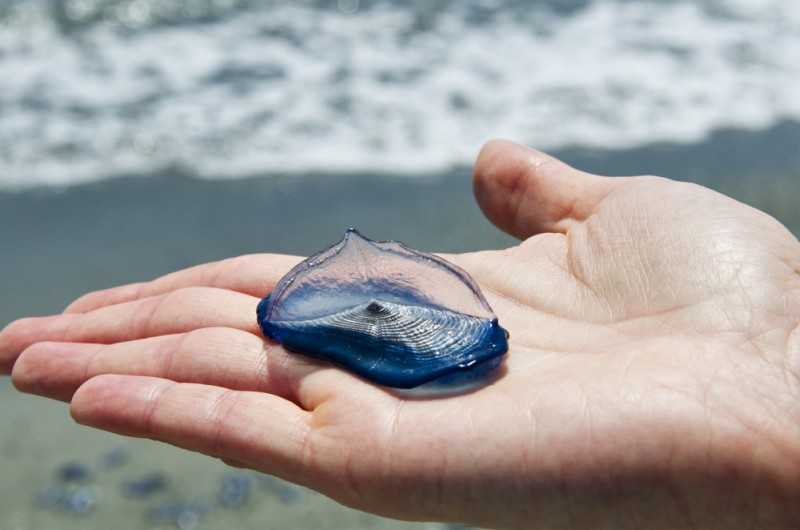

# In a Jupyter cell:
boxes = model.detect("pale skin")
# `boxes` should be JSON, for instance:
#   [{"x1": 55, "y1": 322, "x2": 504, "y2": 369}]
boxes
[{"x1": 1, "y1": 140, "x2": 799, "y2": 529}]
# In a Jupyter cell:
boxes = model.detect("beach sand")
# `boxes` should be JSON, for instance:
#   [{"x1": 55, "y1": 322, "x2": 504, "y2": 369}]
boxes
[{"x1": 1, "y1": 123, "x2": 798, "y2": 529}]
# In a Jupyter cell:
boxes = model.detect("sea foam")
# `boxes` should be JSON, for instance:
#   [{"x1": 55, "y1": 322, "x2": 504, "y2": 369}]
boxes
[{"x1": 0, "y1": 0, "x2": 798, "y2": 190}]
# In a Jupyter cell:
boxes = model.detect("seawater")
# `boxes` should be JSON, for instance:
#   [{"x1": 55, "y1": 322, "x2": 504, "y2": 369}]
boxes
[{"x1": 0, "y1": 0, "x2": 798, "y2": 190}]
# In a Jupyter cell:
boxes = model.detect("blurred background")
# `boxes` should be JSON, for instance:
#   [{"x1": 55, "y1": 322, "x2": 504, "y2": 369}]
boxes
[{"x1": 1, "y1": 0, "x2": 798, "y2": 529}]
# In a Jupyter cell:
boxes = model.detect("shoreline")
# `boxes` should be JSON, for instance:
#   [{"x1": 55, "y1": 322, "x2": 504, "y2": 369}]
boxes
[{"x1": 2, "y1": 122, "x2": 799, "y2": 325}]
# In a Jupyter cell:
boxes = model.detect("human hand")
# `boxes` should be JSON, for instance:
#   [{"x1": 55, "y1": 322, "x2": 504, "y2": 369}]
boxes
[{"x1": 2, "y1": 140, "x2": 798, "y2": 529}]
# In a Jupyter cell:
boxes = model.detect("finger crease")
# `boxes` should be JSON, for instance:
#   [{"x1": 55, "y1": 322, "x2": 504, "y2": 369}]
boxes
[
  {"x1": 83, "y1": 343, "x2": 106, "y2": 380},
  {"x1": 251, "y1": 345, "x2": 271, "y2": 390},
  {"x1": 141, "y1": 381, "x2": 170, "y2": 435},
  {"x1": 207, "y1": 389, "x2": 241, "y2": 455},
  {"x1": 141, "y1": 293, "x2": 173, "y2": 338},
  {"x1": 133, "y1": 281, "x2": 147, "y2": 302},
  {"x1": 155, "y1": 333, "x2": 188, "y2": 378},
  {"x1": 62, "y1": 314, "x2": 82, "y2": 343},
  {"x1": 203, "y1": 259, "x2": 228, "y2": 290}
]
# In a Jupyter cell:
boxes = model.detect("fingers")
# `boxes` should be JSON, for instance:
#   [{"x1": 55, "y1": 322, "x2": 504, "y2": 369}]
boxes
[
  {"x1": 12, "y1": 325, "x2": 366, "y2": 408},
  {"x1": 11, "y1": 328, "x2": 269, "y2": 401},
  {"x1": 472, "y1": 139, "x2": 623, "y2": 239},
  {"x1": 0, "y1": 287, "x2": 259, "y2": 373},
  {"x1": 0, "y1": 315, "x2": 74, "y2": 374},
  {"x1": 66, "y1": 253, "x2": 302, "y2": 314},
  {"x1": 70, "y1": 376, "x2": 313, "y2": 479}
]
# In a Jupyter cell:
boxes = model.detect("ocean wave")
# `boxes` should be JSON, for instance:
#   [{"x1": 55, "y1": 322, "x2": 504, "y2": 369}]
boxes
[{"x1": 1, "y1": 0, "x2": 798, "y2": 189}]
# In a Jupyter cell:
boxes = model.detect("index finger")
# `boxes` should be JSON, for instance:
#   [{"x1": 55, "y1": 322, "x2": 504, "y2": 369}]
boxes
[{"x1": 65, "y1": 253, "x2": 303, "y2": 314}]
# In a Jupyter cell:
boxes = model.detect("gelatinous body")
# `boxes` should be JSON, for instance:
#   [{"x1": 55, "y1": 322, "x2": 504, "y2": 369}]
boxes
[{"x1": 257, "y1": 229, "x2": 508, "y2": 388}]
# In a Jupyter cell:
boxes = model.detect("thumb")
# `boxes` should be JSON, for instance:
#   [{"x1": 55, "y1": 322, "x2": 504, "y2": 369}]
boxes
[{"x1": 473, "y1": 139, "x2": 622, "y2": 239}]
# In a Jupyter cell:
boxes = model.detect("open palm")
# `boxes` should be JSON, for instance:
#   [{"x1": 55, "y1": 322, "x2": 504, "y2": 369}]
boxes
[{"x1": 2, "y1": 140, "x2": 798, "y2": 529}]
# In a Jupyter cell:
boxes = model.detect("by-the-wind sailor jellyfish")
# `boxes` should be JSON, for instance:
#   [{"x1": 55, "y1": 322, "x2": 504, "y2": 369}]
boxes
[{"x1": 257, "y1": 229, "x2": 508, "y2": 389}]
